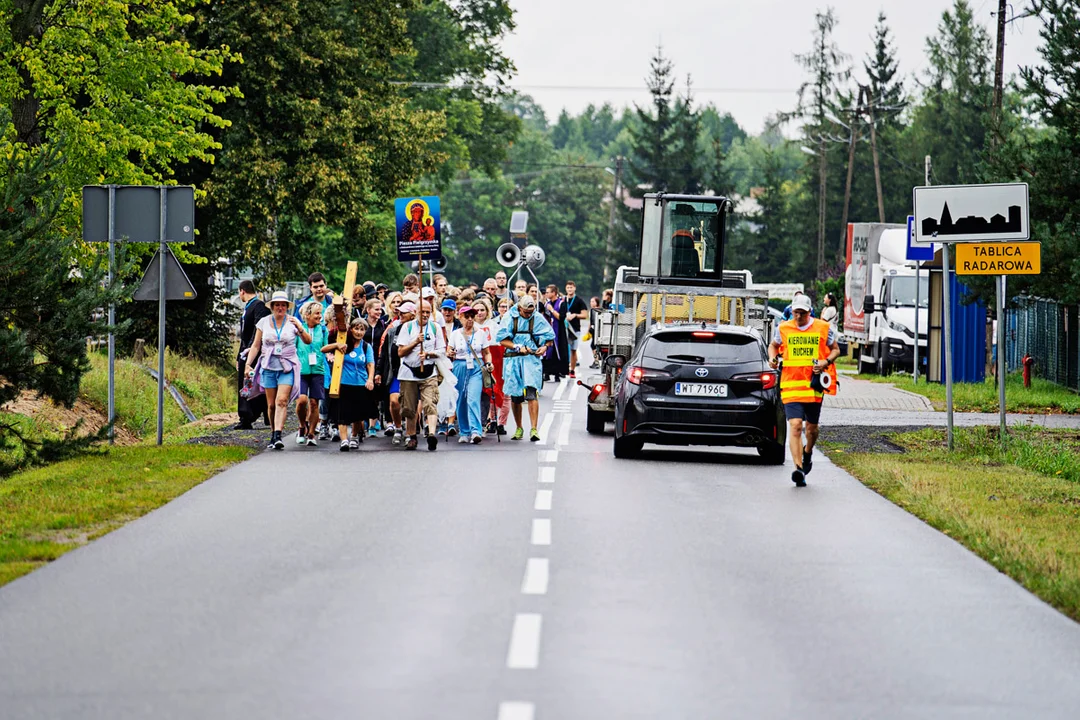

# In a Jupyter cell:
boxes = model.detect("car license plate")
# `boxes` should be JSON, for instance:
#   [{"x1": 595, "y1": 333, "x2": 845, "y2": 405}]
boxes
[{"x1": 675, "y1": 382, "x2": 728, "y2": 398}]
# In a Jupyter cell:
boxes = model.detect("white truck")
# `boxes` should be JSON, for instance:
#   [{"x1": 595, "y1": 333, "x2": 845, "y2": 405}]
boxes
[{"x1": 844, "y1": 222, "x2": 928, "y2": 375}]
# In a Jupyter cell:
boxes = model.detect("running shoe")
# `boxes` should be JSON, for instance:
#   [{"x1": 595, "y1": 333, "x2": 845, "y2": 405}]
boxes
[
  {"x1": 792, "y1": 469, "x2": 806, "y2": 487},
  {"x1": 368, "y1": 425, "x2": 378, "y2": 438},
  {"x1": 266, "y1": 436, "x2": 277, "y2": 451},
  {"x1": 307, "y1": 437, "x2": 318, "y2": 447},
  {"x1": 331, "y1": 430, "x2": 341, "y2": 442},
  {"x1": 569, "y1": 372, "x2": 576, "y2": 378},
  {"x1": 486, "y1": 421, "x2": 497, "y2": 435},
  {"x1": 427, "y1": 435, "x2": 438, "y2": 451},
  {"x1": 405, "y1": 436, "x2": 418, "y2": 450},
  {"x1": 802, "y1": 450, "x2": 813, "y2": 475},
  {"x1": 384, "y1": 423, "x2": 396, "y2": 437},
  {"x1": 319, "y1": 424, "x2": 332, "y2": 441},
  {"x1": 446, "y1": 425, "x2": 458, "y2": 438},
  {"x1": 458, "y1": 435, "x2": 470, "y2": 444},
  {"x1": 530, "y1": 428, "x2": 540, "y2": 442},
  {"x1": 295, "y1": 430, "x2": 306, "y2": 446},
  {"x1": 392, "y1": 430, "x2": 403, "y2": 446},
  {"x1": 437, "y1": 422, "x2": 447, "y2": 436},
  {"x1": 512, "y1": 427, "x2": 524, "y2": 441},
  {"x1": 349, "y1": 437, "x2": 360, "y2": 450},
  {"x1": 273, "y1": 434, "x2": 285, "y2": 450},
  {"x1": 471, "y1": 434, "x2": 483, "y2": 445},
  {"x1": 340, "y1": 440, "x2": 350, "y2": 452},
  {"x1": 497, "y1": 424, "x2": 507, "y2": 436}
]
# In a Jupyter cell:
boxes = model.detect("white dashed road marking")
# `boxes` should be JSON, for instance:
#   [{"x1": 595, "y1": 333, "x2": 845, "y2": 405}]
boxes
[
  {"x1": 498, "y1": 701, "x2": 535, "y2": 720},
  {"x1": 538, "y1": 467, "x2": 555, "y2": 484},
  {"x1": 536, "y1": 414, "x2": 555, "y2": 444},
  {"x1": 534, "y1": 489, "x2": 552, "y2": 511},
  {"x1": 531, "y1": 518, "x2": 551, "y2": 545},
  {"x1": 521, "y1": 558, "x2": 549, "y2": 595},
  {"x1": 557, "y1": 413, "x2": 572, "y2": 447},
  {"x1": 506, "y1": 614, "x2": 543, "y2": 669},
  {"x1": 569, "y1": 381, "x2": 580, "y2": 401},
  {"x1": 552, "y1": 377, "x2": 569, "y2": 401},
  {"x1": 539, "y1": 450, "x2": 559, "y2": 464}
]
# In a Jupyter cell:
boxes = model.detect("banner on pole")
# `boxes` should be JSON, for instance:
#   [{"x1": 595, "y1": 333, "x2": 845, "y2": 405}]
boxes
[{"x1": 395, "y1": 196, "x2": 442, "y2": 261}]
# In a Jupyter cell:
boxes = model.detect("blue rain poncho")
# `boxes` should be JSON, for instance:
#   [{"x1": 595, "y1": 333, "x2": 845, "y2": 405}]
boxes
[{"x1": 496, "y1": 305, "x2": 556, "y2": 397}]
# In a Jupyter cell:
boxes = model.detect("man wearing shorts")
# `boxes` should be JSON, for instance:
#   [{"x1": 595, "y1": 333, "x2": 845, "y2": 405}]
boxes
[
  {"x1": 768, "y1": 294, "x2": 839, "y2": 487},
  {"x1": 563, "y1": 280, "x2": 589, "y2": 377}
]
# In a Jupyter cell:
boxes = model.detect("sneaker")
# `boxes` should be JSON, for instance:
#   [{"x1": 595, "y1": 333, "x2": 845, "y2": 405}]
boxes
[
  {"x1": 447, "y1": 425, "x2": 458, "y2": 438},
  {"x1": 392, "y1": 430, "x2": 403, "y2": 446},
  {"x1": 458, "y1": 435, "x2": 470, "y2": 444},
  {"x1": 530, "y1": 428, "x2": 540, "y2": 442},
  {"x1": 802, "y1": 450, "x2": 813, "y2": 476},
  {"x1": 296, "y1": 431, "x2": 306, "y2": 446},
  {"x1": 332, "y1": 430, "x2": 341, "y2": 442},
  {"x1": 436, "y1": 422, "x2": 447, "y2": 436},
  {"x1": 384, "y1": 424, "x2": 396, "y2": 437},
  {"x1": 497, "y1": 424, "x2": 507, "y2": 436},
  {"x1": 512, "y1": 427, "x2": 524, "y2": 441},
  {"x1": 792, "y1": 469, "x2": 806, "y2": 487},
  {"x1": 368, "y1": 425, "x2": 378, "y2": 438},
  {"x1": 569, "y1": 372, "x2": 576, "y2": 378},
  {"x1": 319, "y1": 425, "x2": 332, "y2": 441},
  {"x1": 349, "y1": 437, "x2": 360, "y2": 450},
  {"x1": 424, "y1": 426, "x2": 431, "y2": 438},
  {"x1": 428, "y1": 434, "x2": 438, "y2": 451},
  {"x1": 373, "y1": 420, "x2": 382, "y2": 432},
  {"x1": 273, "y1": 433, "x2": 285, "y2": 450},
  {"x1": 405, "y1": 435, "x2": 418, "y2": 450},
  {"x1": 340, "y1": 440, "x2": 350, "y2": 452},
  {"x1": 486, "y1": 421, "x2": 497, "y2": 435},
  {"x1": 307, "y1": 437, "x2": 318, "y2": 447},
  {"x1": 471, "y1": 434, "x2": 483, "y2": 445},
  {"x1": 266, "y1": 437, "x2": 277, "y2": 450}
]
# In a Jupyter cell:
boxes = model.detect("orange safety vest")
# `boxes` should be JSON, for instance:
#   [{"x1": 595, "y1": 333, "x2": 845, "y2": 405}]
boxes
[{"x1": 778, "y1": 318, "x2": 838, "y2": 404}]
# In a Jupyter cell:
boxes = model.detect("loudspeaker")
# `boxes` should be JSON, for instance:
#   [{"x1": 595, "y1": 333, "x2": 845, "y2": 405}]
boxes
[
  {"x1": 522, "y1": 244, "x2": 545, "y2": 269},
  {"x1": 497, "y1": 242, "x2": 521, "y2": 267},
  {"x1": 431, "y1": 256, "x2": 448, "y2": 272}
]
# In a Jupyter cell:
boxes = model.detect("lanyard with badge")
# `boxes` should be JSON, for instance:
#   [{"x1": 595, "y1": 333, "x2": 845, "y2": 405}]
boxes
[
  {"x1": 270, "y1": 315, "x2": 286, "y2": 357},
  {"x1": 307, "y1": 325, "x2": 320, "y2": 370},
  {"x1": 464, "y1": 330, "x2": 477, "y2": 369}
]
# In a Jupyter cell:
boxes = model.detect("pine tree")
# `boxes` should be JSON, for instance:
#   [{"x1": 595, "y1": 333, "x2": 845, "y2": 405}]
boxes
[
  {"x1": 627, "y1": 47, "x2": 677, "y2": 193},
  {"x1": 865, "y1": 13, "x2": 905, "y2": 121},
  {"x1": 670, "y1": 78, "x2": 705, "y2": 194}
]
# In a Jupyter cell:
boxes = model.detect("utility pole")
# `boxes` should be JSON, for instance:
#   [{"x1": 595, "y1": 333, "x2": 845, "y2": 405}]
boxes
[
  {"x1": 991, "y1": 0, "x2": 1008, "y2": 137},
  {"x1": 817, "y1": 134, "x2": 826, "y2": 273},
  {"x1": 838, "y1": 96, "x2": 858, "y2": 259},
  {"x1": 866, "y1": 87, "x2": 886, "y2": 224},
  {"x1": 992, "y1": 0, "x2": 1008, "y2": 438},
  {"x1": 603, "y1": 156, "x2": 623, "y2": 287}
]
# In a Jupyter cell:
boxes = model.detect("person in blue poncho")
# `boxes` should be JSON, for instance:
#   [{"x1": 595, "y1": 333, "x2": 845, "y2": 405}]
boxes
[{"x1": 496, "y1": 295, "x2": 555, "y2": 441}]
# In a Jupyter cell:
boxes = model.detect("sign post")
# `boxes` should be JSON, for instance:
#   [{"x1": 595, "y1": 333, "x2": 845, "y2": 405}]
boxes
[
  {"x1": 906, "y1": 214, "x2": 934, "y2": 384},
  {"x1": 913, "y1": 182, "x2": 1032, "y2": 451},
  {"x1": 83, "y1": 185, "x2": 196, "y2": 446}
]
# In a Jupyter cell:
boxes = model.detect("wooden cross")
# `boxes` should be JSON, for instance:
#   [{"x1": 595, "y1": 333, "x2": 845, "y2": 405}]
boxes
[{"x1": 329, "y1": 261, "x2": 358, "y2": 398}]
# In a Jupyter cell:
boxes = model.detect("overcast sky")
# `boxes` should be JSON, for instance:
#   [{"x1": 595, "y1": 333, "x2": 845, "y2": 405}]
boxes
[{"x1": 501, "y1": 0, "x2": 1045, "y2": 135}]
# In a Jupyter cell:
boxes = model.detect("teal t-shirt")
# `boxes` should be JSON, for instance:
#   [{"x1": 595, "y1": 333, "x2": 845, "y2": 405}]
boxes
[{"x1": 296, "y1": 323, "x2": 329, "y2": 375}]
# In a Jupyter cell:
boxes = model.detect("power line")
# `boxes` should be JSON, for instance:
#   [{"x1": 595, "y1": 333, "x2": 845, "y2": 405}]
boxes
[{"x1": 389, "y1": 81, "x2": 798, "y2": 94}]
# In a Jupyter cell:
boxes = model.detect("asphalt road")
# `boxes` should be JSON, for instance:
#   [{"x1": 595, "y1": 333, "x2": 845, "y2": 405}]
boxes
[{"x1": 3, "y1": 379, "x2": 1080, "y2": 719}]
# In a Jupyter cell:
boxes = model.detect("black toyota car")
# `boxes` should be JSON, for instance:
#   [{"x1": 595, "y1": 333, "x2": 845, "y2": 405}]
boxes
[{"x1": 611, "y1": 324, "x2": 786, "y2": 461}]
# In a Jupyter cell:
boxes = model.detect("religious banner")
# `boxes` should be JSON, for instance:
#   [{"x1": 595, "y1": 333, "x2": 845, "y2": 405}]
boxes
[{"x1": 395, "y1": 196, "x2": 442, "y2": 261}]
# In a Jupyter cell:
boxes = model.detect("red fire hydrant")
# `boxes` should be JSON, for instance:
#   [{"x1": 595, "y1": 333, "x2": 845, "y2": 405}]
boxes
[{"x1": 1022, "y1": 354, "x2": 1035, "y2": 388}]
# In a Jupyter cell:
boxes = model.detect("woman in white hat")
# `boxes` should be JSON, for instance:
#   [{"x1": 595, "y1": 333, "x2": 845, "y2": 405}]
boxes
[{"x1": 243, "y1": 291, "x2": 312, "y2": 450}]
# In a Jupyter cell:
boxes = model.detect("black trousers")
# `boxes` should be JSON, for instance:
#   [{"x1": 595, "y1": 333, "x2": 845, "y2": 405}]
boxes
[{"x1": 236, "y1": 356, "x2": 269, "y2": 425}]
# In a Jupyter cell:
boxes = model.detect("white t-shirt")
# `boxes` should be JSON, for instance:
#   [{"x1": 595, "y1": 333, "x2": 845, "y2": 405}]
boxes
[
  {"x1": 396, "y1": 320, "x2": 446, "y2": 381},
  {"x1": 448, "y1": 326, "x2": 493, "y2": 368},
  {"x1": 256, "y1": 315, "x2": 301, "y2": 371}
]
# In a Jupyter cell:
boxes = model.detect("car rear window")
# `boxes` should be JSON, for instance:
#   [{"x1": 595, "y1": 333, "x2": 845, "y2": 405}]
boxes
[{"x1": 642, "y1": 331, "x2": 763, "y2": 364}]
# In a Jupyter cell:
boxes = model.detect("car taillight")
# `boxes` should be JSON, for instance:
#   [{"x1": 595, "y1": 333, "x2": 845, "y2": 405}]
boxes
[
  {"x1": 692, "y1": 331, "x2": 715, "y2": 338},
  {"x1": 625, "y1": 366, "x2": 671, "y2": 385},
  {"x1": 588, "y1": 383, "x2": 605, "y2": 402},
  {"x1": 733, "y1": 371, "x2": 778, "y2": 390}
]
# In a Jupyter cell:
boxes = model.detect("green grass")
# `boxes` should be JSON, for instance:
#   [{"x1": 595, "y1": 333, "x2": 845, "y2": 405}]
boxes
[
  {"x1": 861, "y1": 372, "x2": 1080, "y2": 414},
  {"x1": 81, "y1": 350, "x2": 235, "y2": 439},
  {"x1": 0, "y1": 444, "x2": 253, "y2": 586},
  {"x1": 830, "y1": 426, "x2": 1080, "y2": 621}
]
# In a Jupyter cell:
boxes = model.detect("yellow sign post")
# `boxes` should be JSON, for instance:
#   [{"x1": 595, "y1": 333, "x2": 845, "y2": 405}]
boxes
[{"x1": 955, "y1": 242, "x2": 1041, "y2": 275}]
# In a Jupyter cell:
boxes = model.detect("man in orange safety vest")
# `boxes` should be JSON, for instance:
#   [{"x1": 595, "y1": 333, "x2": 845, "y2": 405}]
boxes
[{"x1": 767, "y1": 293, "x2": 840, "y2": 487}]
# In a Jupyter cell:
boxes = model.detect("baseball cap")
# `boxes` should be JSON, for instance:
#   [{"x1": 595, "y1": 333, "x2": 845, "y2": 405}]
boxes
[
  {"x1": 398, "y1": 301, "x2": 418, "y2": 315},
  {"x1": 791, "y1": 295, "x2": 812, "y2": 312},
  {"x1": 421, "y1": 287, "x2": 436, "y2": 299},
  {"x1": 441, "y1": 298, "x2": 457, "y2": 311},
  {"x1": 458, "y1": 305, "x2": 475, "y2": 315}
]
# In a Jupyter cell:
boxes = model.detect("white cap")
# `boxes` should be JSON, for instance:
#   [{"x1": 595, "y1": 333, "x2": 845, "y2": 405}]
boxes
[
  {"x1": 421, "y1": 287, "x2": 436, "y2": 298},
  {"x1": 791, "y1": 294, "x2": 812, "y2": 312}
]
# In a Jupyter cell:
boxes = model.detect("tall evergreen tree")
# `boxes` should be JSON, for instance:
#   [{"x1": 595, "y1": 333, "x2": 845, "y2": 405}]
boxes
[
  {"x1": 627, "y1": 47, "x2": 677, "y2": 193},
  {"x1": 670, "y1": 78, "x2": 706, "y2": 194}
]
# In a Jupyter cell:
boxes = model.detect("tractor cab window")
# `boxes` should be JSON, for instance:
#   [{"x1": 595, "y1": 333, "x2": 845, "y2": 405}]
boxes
[{"x1": 639, "y1": 196, "x2": 726, "y2": 285}]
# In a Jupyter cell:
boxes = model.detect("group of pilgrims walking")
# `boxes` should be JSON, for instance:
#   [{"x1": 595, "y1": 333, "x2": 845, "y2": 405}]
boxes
[{"x1": 233, "y1": 270, "x2": 595, "y2": 451}]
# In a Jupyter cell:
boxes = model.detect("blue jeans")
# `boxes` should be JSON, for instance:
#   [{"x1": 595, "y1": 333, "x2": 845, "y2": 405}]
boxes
[{"x1": 453, "y1": 360, "x2": 484, "y2": 437}]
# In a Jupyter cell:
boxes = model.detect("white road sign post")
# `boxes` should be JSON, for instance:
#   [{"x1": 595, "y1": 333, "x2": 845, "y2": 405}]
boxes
[{"x1": 913, "y1": 182, "x2": 1031, "y2": 450}]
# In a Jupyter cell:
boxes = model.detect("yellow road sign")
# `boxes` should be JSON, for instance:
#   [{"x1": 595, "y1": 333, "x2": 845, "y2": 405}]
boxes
[{"x1": 955, "y1": 242, "x2": 1041, "y2": 275}]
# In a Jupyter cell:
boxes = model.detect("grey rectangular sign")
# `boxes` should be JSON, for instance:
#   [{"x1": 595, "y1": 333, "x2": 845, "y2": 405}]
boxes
[
  {"x1": 82, "y1": 185, "x2": 195, "y2": 243},
  {"x1": 912, "y1": 183, "x2": 1029, "y2": 245}
]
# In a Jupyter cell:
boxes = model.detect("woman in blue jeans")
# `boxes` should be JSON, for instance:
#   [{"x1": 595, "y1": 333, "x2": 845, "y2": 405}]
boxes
[{"x1": 447, "y1": 305, "x2": 494, "y2": 444}]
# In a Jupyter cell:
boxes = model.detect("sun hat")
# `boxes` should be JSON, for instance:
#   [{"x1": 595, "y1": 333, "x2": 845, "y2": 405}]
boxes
[
  {"x1": 421, "y1": 286, "x2": 436, "y2": 298},
  {"x1": 458, "y1": 305, "x2": 475, "y2": 315},
  {"x1": 791, "y1": 294, "x2": 812, "y2": 312},
  {"x1": 398, "y1": 301, "x2": 418, "y2": 315},
  {"x1": 441, "y1": 298, "x2": 457, "y2": 311},
  {"x1": 269, "y1": 291, "x2": 290, "y2": 306}
]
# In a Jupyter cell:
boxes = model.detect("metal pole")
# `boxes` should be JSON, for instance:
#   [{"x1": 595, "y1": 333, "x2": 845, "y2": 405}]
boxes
[
  {"x1": 107, "y1": 185, "x2": 116, "y2": 444},
  {"x1": 603, "y1": 157, "x2": 622, "y2": 287},
  {"x1": 914, "y1": 260, "x2": 921, "y2": 384},
  {"x1": 157, "y1": 187, "x2": 167, "y2": 446},
  {"x1": 943, "y1": 241, "x2": 954, "y2": 451},
  {"x1": 866, "y1": 87, "x2": 886, "y2": 224},
  {"x1": 999, "y1": 275, "x2": 1007, "y2": 441}
]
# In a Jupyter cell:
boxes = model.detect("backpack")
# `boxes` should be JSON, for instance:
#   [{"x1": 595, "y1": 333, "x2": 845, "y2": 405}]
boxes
[{"x1": 512, "y1": 314, "x2": 541, "y2": 347}]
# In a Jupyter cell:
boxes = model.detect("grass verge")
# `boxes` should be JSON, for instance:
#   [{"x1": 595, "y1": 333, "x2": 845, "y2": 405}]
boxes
[
  {"x1": 829, "y1": 426, "x2": 1080, "y2": 621},
  {"x1": 859, "y1": 372, "x2": 1080, "y2": 414},
  {"x1": 0, "y1": 444, "x2": 253, "y2": 587},
  {"x1": 81, "y1": 350, "x2": 235, "y2": 439}
]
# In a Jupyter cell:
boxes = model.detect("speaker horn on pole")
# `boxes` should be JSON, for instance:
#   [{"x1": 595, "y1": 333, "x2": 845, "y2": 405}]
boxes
[
  {"x1": 496, "y1": 243, "x2": 521, "y2": 268},
  {"x1": 522, "y1": 244, "x2": 545, "y2": 269},
  {"x1": 431, "y1": 256, "x2": 448, "y2": 272}
]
